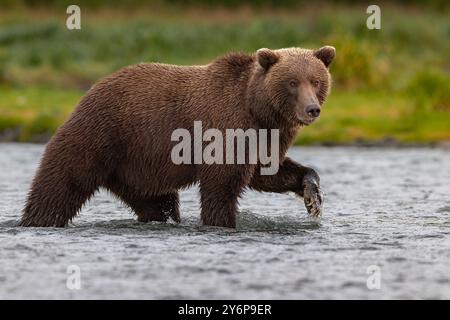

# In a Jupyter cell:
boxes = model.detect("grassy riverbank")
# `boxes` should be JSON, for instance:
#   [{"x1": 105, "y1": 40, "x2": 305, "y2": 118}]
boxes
[{"x1": 0, "y1": 3, "x2": 449, "y2": 144}]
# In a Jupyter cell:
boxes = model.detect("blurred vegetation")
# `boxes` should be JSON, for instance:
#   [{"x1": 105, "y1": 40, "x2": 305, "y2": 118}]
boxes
[
  {"x1": 1, "y1": 0, "x2": 449, "y2": 9},
  {"x1": 0, "y1": 0, "x2": 449, "y2": 144}
]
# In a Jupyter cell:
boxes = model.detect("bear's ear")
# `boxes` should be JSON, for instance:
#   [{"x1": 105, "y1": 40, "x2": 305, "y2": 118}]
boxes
[
  {"x1": 314, "y1": 46, "x2": 336, "y2": 68},
  {"x1": 256, "y1": 48, "x2": 279, "y2": 70}
]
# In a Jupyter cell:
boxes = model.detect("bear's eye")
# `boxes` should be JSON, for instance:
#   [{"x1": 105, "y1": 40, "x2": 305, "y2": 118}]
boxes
[
  {"x1": 289, "y1": 79, "x2": 298, "y2": 87},
  {"x1": 311, "y1": 80, "x2": 320, "y2": 88}
]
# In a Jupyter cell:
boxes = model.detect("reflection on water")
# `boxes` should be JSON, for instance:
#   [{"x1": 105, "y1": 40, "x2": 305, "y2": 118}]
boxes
[{"x1": 0, "y1": 143, "x2": 449, "y2": 299}]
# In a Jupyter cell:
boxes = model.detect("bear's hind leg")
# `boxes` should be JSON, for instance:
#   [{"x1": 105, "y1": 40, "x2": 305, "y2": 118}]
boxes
[
  {"x1": 21, "y1": 175, "x2": 98, "y2": 227},
  {"x1": 135, "y1": 193, "x2": 180, "y2": 223},
  {"x1": 107, "y1": 182, "x2": 180, "y2": 223}
]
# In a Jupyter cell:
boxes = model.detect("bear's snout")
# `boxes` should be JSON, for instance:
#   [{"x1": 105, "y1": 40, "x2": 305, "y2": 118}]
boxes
[
  {"x1": 305, "y1": 104, "x2": 321, "y2": 118},
  {"x1": 294, "y1": 102, "x2": 321, "y2": 126}
]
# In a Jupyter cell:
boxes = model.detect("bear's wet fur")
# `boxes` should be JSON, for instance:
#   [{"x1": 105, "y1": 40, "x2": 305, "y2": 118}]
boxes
[{"x1": 20, "y1": 46, "x2": 335, "y2": 228}]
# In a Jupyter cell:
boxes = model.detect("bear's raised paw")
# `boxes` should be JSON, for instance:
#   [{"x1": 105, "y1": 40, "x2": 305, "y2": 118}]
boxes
[{"x1": 303, "y1": 178, "x2": 324, "y2": 217}]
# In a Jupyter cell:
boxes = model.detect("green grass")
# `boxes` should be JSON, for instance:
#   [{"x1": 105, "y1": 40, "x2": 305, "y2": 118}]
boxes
[
  {"x1": 297, "y1": 91, "x2": 450, "y2": 144},
  {"x1": 0, "y1": 86, "x2": 79, "y2": 141},
  {"x1": 2, "y1": 86, "x2": 449, "y2": 144},
  {"x1": 0, "y1": 3, "x2": 449, "y2": 144}
]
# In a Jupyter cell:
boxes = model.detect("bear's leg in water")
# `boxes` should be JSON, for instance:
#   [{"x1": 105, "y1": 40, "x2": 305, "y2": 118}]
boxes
[
  {"x1": 199, "y1": 166, "x2": 252, "y2": 228},
  {"x1": 20, "y1": 168, "x2": 99, "y2": 227},
  {"x1": 106, "y1": 181, "x2": 180, "y2": 223},
  {"x1": 134, "y1": 193, "x2": 180, "y2": 223}
]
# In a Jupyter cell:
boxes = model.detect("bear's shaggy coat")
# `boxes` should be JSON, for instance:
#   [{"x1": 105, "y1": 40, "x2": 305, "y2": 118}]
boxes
[{"x1": 21, "y1": 46, "x2": 335, "y2": 228}]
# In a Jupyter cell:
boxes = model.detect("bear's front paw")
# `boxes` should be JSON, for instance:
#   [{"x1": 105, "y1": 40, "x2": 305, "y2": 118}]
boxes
[{"x1": 302, "y1": 177, "x2": 323, "y2": 217}]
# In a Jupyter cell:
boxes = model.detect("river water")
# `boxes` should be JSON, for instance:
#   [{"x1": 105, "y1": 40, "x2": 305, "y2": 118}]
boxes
[{"x1": 0, "y1": 143, "x2": 449, "y2": 299}]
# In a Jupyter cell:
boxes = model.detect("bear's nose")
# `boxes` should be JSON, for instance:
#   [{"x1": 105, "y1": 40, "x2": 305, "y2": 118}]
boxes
[{"x1": 306, "y1": 104, "x2": 321, "y2": 118}]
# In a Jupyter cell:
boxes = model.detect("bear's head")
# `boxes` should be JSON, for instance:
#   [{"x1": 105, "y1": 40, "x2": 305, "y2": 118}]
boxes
[{"x1": 249, "y1": 46, "x2": 335, "y2": 128}]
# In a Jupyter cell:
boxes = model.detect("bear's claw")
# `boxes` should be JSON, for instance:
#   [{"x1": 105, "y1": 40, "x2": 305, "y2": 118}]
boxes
[{"x1": 302, "y1": 178, "x2": 323, "y2": 217}]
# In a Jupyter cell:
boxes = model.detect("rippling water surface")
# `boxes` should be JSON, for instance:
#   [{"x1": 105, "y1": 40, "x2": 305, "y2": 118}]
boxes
[{"x1": 0, "y1": 143, "x2": 449, "y2": 299}]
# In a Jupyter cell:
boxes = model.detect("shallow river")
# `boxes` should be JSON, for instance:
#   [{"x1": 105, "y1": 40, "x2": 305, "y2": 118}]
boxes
[{"x1": 0, "y1": 143, "x2": 449, "y2": 299}]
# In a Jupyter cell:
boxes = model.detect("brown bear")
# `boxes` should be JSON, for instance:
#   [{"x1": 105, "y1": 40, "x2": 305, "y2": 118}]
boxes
[{"x1": 20, "y1": 46, "x2": 335, "y2": 228}]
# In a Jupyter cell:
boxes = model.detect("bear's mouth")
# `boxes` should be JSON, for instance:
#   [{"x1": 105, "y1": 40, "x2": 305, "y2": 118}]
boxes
[{"x1": 295, "y1": 115, "x2": 315, "y2": 126}]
